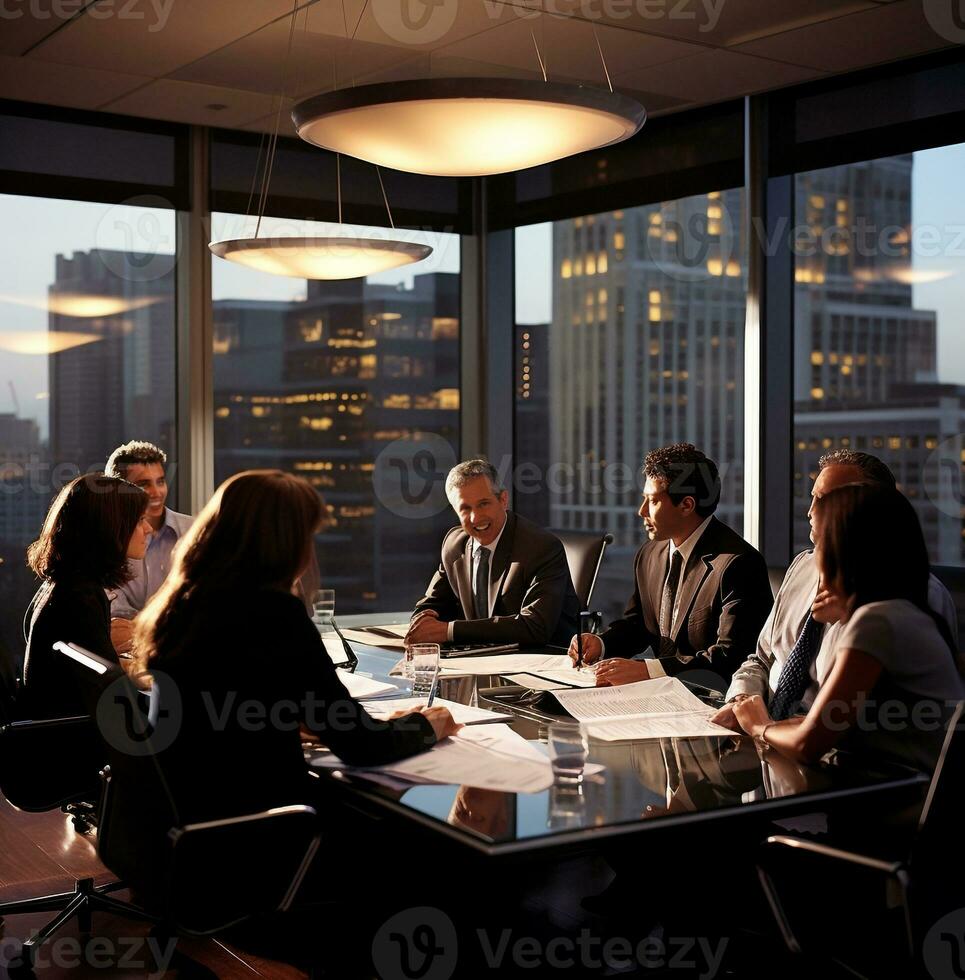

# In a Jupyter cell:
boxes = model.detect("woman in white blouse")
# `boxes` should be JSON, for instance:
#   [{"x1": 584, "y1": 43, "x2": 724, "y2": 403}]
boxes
[{"x1": 734, "y1": 484, "x2": 962, "y2": 772}]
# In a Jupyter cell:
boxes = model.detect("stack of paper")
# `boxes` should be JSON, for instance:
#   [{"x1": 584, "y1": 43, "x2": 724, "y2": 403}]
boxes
[
  {"x1": 437, "y1": 652, "x2": 576, "y2": 676},
  {"x1": 340, "y1": 624, "x2": 409, "y2": 650},
  {"x1": 552, "y1": 677, "x2": 734, "y2": 741},
  {"x1": 364, "y1": 696, "x2": 513, "y2": 726}
]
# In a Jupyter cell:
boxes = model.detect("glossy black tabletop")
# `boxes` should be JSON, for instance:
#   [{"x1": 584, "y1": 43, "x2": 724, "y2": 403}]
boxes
[{"x1": 308, "y1": 634, "x2": 928, "y2": 857}]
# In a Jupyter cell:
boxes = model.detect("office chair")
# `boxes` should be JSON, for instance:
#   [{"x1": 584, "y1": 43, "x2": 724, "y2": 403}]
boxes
[
  {"x1": 756, "y1": 701, "x2": 965, "y2": 978},
  {"x1": 557, "y1": 531, "x2": 613, "y2": 634},
  {"x1": 48, "y1": 642, "x2": 322, "y2": 965}
]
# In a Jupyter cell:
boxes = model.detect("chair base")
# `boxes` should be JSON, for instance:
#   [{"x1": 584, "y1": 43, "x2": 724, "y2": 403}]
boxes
[{"x1": 0, "y1": 876, "x2": 158, "y2": 969}]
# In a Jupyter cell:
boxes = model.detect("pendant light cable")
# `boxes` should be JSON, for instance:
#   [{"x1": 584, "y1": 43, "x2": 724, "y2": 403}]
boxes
[
  {"x1": 376, "y1": 166, "x2": 395, "y2": 229},
  {"x1": 592, "y1": 23, "x2": 613, "y2": 94},
  {"x1": 254, "y1": 0, "x2": 300, "y2": 238},
  {"x1": 531, "y1": 30, "x2": 547, "y2": 83}
]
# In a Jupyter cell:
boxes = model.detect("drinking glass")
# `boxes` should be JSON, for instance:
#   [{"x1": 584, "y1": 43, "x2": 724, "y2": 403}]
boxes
[
  {"x1": 410, "y1": 644, "x2": 440, "y2": 702},
  {"x1": 312, "y1": 589, "x2": 335, "y2": 629},
  {"x1": 547, "y1": 721, "x2": 589, "y2": 784}
]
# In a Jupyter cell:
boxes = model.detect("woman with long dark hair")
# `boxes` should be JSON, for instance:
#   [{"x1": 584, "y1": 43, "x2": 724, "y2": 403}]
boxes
[
  {"x1": 734, "y1": 484, "x2": 962, "y2": 771},
  {"x1": 135, "y1": 469, "x2": 457, "y2": 822},
  {"x1": 23, "y1": 474, "x2": 151, "y2": 718}
]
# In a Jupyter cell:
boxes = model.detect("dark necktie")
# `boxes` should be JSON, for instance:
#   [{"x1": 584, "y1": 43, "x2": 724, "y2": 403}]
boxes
[
  {"x1": 770, "y1": 612, "x2": 825, "y2": 721},
  {"x1": 659, "y1": 549, "x2": 683, "y2": 637},
  {"x1": 473, "y1": 546, "x2": 490, "y2": 620}
]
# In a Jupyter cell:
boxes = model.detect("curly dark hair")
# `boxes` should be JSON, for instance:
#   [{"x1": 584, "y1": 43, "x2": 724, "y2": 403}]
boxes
[
  {"x1": 644, "y1": 443, "x2": 721, "y2": 517},
  {"x1": 27, "y1": 475, "x2": 148, "y2": 588},
  {"x1": 105, "y1": 440, "x2": 167, "y2": 480},
  {"x1": 817, "y1": 449, "x2": 896, "y2": 489}
]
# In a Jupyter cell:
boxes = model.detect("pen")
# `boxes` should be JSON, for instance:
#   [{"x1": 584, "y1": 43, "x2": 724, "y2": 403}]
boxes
[
  {"x1": 575, "y1": 628, "x2": 584, "y2": 670},
  {"x1": 425, "y1": 674, "x2": 437, "y2": 708}
]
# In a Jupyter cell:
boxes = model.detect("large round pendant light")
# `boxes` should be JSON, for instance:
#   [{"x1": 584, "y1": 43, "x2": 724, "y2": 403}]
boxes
[
  {"x1": 292, "y1": 77, "x2": 646, "y2": 177},
  {"x1": 209, "y1": 236, "x2": 431, "y2": 280}
]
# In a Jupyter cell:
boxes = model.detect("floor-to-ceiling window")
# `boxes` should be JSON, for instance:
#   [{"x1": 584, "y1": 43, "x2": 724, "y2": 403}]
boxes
[
  {"x1": 514, "y1": 189, "x2": 747, "y2": 622},
  {"x1": 0, "y1": 194, "x2": 178, "y2": 659},
  {"x1": 792, "y1": 145, "x2": 965, "y2": 568}
]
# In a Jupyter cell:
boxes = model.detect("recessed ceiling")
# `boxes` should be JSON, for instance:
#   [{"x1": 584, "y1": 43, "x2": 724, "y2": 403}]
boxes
[{"x1": 0, "y1": 0, "x2": 955, "y2": 134}]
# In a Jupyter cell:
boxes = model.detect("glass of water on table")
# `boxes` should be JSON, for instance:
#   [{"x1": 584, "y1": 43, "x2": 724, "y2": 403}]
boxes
[
  {"x1": 409, "y1": 644, "x2": 440, "y2": 703},
  {"x1": 547, "y1": 721, "x2": 589, "y2": 784},
  {"x1": 312, "y1": 589, "x2": 335, "y2": 631}
]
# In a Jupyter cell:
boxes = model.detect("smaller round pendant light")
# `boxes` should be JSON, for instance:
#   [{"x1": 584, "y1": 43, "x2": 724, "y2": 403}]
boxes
[
  {"x1": 209, "y1": 236, "x2": 431, "y2": 280},
  {"x1": 208, "y1": 0, "x2": 431, "y2": 281},
  {"x1": 292, "y1": 77, "x2": 646, "y2": 177}
]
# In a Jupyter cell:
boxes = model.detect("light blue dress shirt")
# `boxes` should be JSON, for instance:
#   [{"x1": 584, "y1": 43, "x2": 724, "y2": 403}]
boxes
[{"x1": 111, "y1": 507, "x2": 194, "y2": 619}]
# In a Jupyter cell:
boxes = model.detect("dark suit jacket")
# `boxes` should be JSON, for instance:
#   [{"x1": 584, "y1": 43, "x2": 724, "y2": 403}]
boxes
[
  {"x1": 153, "y1": 589, "x2": 436, "y2": 824},
  {"x1": 22, "y1": 577, "x2": 118, "y2": 719},
  {"x1": 412, "y1": 512, "x2": 579, "y2": 646},
  {"x1": 600, "y1": 517, "x2": 773, "y2": 683}
]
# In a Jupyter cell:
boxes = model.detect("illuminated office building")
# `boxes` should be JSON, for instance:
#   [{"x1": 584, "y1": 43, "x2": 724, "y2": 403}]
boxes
[
  {"x1": 213, "y1": 272, "x2": 460, "y2": 612},
  {"x1": 47, "y1": 249, "x2": 177, "y2": 475}
]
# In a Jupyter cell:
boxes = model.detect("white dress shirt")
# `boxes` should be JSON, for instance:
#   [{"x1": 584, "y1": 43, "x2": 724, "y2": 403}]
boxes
[{"x1": 447, "y1": 518, "x2": 508, "y2": 641}]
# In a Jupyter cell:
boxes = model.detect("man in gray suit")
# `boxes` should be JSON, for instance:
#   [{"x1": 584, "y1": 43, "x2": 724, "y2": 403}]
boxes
[
  {"x1": 406, "y1": 459, "x2": 579, "y2": 647},
  {"x1": 712, "y1": 450, "x2": 959, "y2": 731}
]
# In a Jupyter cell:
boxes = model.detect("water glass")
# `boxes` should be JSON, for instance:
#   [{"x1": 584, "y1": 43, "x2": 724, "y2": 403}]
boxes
[
  {"x1": 410, "y1": 644, "x2": 440, "y2": 702},
  {"x1": 547, "y1": 721, "x2": 589, "y2": 784},
  {"x1": 312, "y1": 589, "x2": 335, "y2": 628}
]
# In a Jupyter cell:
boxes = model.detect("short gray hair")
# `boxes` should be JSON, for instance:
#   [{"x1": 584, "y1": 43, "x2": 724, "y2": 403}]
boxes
[
  {"x1": 445, "y1": 459, "x2": 505, "y2": 497},
  {"x1": 818, "y1": 450, "x2": 896, "y2": 489}
]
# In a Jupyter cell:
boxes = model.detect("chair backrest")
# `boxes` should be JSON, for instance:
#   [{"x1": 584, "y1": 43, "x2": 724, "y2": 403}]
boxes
[
  {"x1": 557, "y1": 531, "x2": 613, "y2": 610},
  {"x1": 57, "y1": 641, "x2": 322, "y2": 933},
  {"x1": 0, "y1": 714, "x2": 101, "y2": 811},
  {"x1": 917, "y1": 700, "x2": 965, "y2": 837}
]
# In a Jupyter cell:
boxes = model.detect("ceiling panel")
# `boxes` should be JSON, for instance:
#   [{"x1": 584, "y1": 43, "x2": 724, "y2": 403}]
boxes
[
  {"x1": 26, "y1": 0, "x2": 304, "y2": 77},
  {"x1": 350, "y1": 0, "x2": 522, "y2": 52},
  {"x1": 485, "y1": 0, "x2": 877, "y2": 47},
  {"x1": 733, "y1": 0, "x2": 955, "y2": 72},
  {"x1": 104, "y1": 79, "x2": 280, "y2": 128},
  {"x1": 612, "y1": 48, "x2": 824, "y2": 102},
  {"x1": 171, "y1": 17, "x2": 418, "y2": 100},
  {"x1": 0, "y1": 0, "x2": 90, "y2": 57},
  {"x1": 0, "y1": 54, "x2": 147, "y2": 109},
  {"x1": 432, "y1": 13, "x2": 702, "y2": 83}
]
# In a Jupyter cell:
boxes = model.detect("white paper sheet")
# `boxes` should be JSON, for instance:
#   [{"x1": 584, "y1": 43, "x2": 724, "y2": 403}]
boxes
[
  {"x1": 341, "y1": 626, "x2": 408, "y2": 650},
  {"x1": 517, "y1": 666, "x2": 599, "y2": 688},
  {"x1": 437, "y1": 653, "x2": 575, "y2": 676},
  {"x1": 364, "y1": 697, "x2": 513, "y2": 726},
  {"x1": 551, "y1": 677, "x2": 734, "y2": 742},
  {"x1": 338, "y1": 672, "x2": 398, "y2": 700}
]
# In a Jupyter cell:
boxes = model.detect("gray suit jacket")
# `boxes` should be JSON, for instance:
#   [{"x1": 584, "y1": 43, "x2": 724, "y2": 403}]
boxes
[
  {"x1": 726, "y1": 549, "x2": 961, "y2": 705},
  {"x1": 412, "y1": 512, "x2": 579, "y2": 647}
]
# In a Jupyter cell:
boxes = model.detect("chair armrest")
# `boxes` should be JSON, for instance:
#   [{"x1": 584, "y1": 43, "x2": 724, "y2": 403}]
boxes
[
  {"x1": 2, "y1": 714, "x2": 92, "y2": 732},
  {"x1": 763, "y1": 835, "x2": 904, "y2": 876},
  {"x1": 758, "y1": 835, "x2": 911, "y2": 959}
]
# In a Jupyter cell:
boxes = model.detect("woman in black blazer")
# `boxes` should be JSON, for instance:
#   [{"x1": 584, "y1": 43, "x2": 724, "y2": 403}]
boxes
[
  {"x1": 22, "y1": 475, "x2": 151, "y2": 720},
  {"x1": 135, "y1": 469, "x2": 458, "y2": 823}
]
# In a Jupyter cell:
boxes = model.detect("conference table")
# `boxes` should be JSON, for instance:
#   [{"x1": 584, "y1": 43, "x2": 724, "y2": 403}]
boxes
[{"x1": 308, "y1": 619, "x2": 929, "y2": 862}]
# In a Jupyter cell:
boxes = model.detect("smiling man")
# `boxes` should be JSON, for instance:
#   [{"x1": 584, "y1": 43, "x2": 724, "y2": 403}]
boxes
[
  {"x1": 407, "y1": 459, "x2": 579, "y2": 647},
  {"x1": 105, "y1": 441, "x2": 193, "y2": 651},
  {"x1": 568, "y1": 443, "x2": 772, "y2": 687}
]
